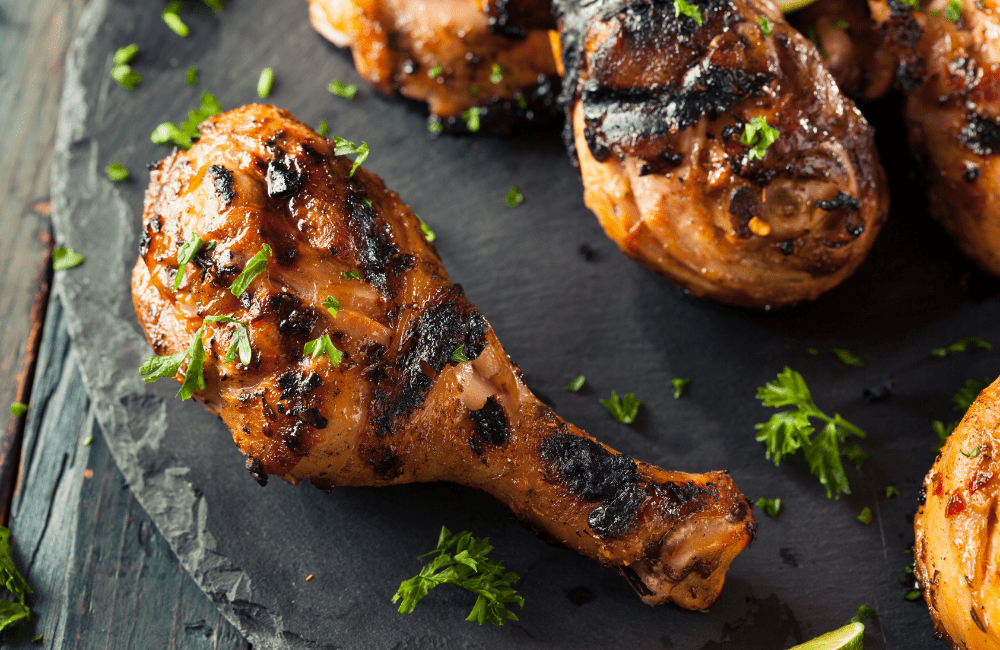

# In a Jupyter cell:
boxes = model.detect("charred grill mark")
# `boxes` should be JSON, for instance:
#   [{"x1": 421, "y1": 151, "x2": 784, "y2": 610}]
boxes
[
  {"x1": 962, "y1": 113, "x2": 1000, "y2": 156},
  {"x1": 656, "y1": 480, "x2": 715, "y2": 519},
  {"x1": 209, "y1": 164, "x2": 236, "y2": 208},
  {"x1": 267, "y1": 292, "x2": 318, "y2": 339},
  {"x1": 728, "y1": 187, "x2": 760, "y2": 238},
  {"x1": 344, "y1": 182, "x2": 407, "y2": 296},
  {"x1": 277, "y1": 370, "x2": 323, "y2": 400},
  {"x1": 246, "y1": 457, "x2": 268, "y2": 486},
  {"x1": 469, "y1": 396, "x2": 509, "y2": 455},
  {"x1": 266, "y1": 160, "x2": 304, "y2": 199}
]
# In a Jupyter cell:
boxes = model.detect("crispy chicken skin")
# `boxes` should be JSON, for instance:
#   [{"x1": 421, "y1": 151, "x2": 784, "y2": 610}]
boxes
[
  {"x1": 131, "y1": 104, "x2": 755, "y2": 609},
  {"x1": 308, "y1": 0, "x2": 559, "y2": 129},
  {"x1": 552, "y1": 0, "x2": 890, "y2": 309},
  {"x1": 914, "y1": 376, "x2": 1000, "y2": 649}
]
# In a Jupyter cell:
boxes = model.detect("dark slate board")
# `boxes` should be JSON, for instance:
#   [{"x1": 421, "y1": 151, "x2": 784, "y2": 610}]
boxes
[{"x1": 50, "y1": 0, "x2": 1000, "y2": 647}]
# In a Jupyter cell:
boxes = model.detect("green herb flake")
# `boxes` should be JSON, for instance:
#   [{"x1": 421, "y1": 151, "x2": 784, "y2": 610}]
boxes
[
  {"x1": 32, "y1": 634, "x2": 43, "y2": 643},
  {"x1": 740, "y1": 116, "x2": 780, "y2": 161},
  {"x1": 755, "y1": 497, "x2": 781, "y2": 518},
  {"x1": 328, "y1": 78, "x2": 359, "y2": 100},
  {"x1": 53, "y1": 246, "x2": 84, "y2": 270},
  {"x1": 452, "y1": 345, "x2": 470, "y2": 364},
  {"x1": 202, "y1": 0, "x2": 224, "y2": 11},
  {"x1": 955, "y1": 378, "x2": 990, "y2": 412},
  {"x1": 754, "y1": 367, "x2": 867, "y2": 499},
  {"x1": 0, "y1": 526, "x2": 32, "y2": 635},
  {"x1": 674, "y1": 0, "x2": 703, "y2": 25},
  {"x1": 757, "y1": 16, "x2": 772, "y2": 35},
  {"x1": 566, "y1": 375, "x2": 586, "y2": 393},
  {"x1": 186, "y1": 65, "x2": 198, "y2": 85},
  {"x1": 304, "y1": 333, "x2": 343, "y2": 367},
  {"x1": 83, "y1": 435, "x2": 93, "y2": 446},
  {"x1": 932, "y1": 335, "x2": 991, "y2": 357},
  {"x1": 429, "y1": 65, "x2": 444, "y2": 79},
  {"x1": 393, "y1": 526, "x2": 524, "y2": 625},
  {"x1": 514, "y1": 90, "x2": 527, "y2": 109},
  {"x1": 944, "y1": 0, "x2": 962, "y2": 20},
  {"x1": 111, "y1": 64, "x2": 142, "y2": 90},
  {"x1": 418, "y1": 218, "x2": 436, "y2": 242},
  {"x1": 601, "y1": 391, "x2": 641, "y2": 424},
  {"x1": 342, "y1": 269, "x2": 361, "y2": 281},
  {"x1": 113, "y1": 43, "x2": 139, "y2": 65},
  {"x1": 843, "y1": 443, "x2": 868, "y2": 469},
  {"x1": 463, "y1": 107, "x2": 482, "y2": 133},
  {"x1": 808, "y1": 28, "x2": 827, "y2": 57},
  {"x1": 151, "y1": 91, "x2": 223, "y2": 149},
  {"x1": 962, "y1": 445, "x2": 981, "y2": 458},
  {"x1": 505, "y1": 185, "x2": 524, "y2": 208},
  {"x1": 140, "y1": 320, "x2": 228, "y2": 400},
  {"x1": 257, "y1": 67, "x2": 275, "y2": 98},
  {"x1": 332, "y1": 137, "x2": 369, "y2": 176},
  {"x1": 847, "y1": 604, "x2": 877, "y2": 625},
  {"x1": 106, "y1": 162, "x2": 129, "y2": 182},
  {"x1": 831, "y1": 348, "x2": 864, "y2": 367},
  {"x1": 204, "y1": 315, "x2": 253, "y2": 365},
  {"x1": 807, "y1": 347, "x2": 818, "y2": 355},
  {"x1": 672, "y1": 378, "x2": 691, "y2": 399},
  {"x1": 905, "y1": 589, "x2": 922, "y2": 601},
  {"x1": 173, "y1": 231, "x2": 215, "y2": 291},
  {"x1": 886, "y1": 485, "x2": 900, "y2": 498},
  {"x1": 9, "y1": 403, "x2": 27, "y2": 417},
  {"x1": 490, "y1": 63, "x2": 504, "y2": 84},
  {"x1": 857, "y1": 506, "x2": 874, "y2": 526},
  {"x1": 229, "y1": 244, "x2": 272, "y2": 297},
  {"x1": 932, "y1": 419, "x2": 958, "y2": 452},
  {"x1": 162, "y1": 1, "x2": 190, "y2": 36},
  {"x1": 322, "y1": 296, "x2": 342, "y2": 318},
  {"x1": 833, "y1": 17, "x2": 850, "y2": 29}
]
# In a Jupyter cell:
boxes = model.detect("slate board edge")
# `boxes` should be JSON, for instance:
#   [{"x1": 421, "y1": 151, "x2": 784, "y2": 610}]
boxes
[{"x1": 50, "y1": 1, "x2": 281, "y2": 648}]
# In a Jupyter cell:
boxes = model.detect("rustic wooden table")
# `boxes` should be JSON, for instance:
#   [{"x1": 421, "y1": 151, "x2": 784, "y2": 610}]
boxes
[{"x1": 1, "y1": 1, "x2": 248, "y2": 646}]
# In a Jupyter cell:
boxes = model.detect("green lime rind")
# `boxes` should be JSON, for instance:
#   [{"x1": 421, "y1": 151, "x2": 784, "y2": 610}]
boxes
[
  {"x1": 779, "y1": 0, "x2": 820, "y2": 12},
  {"x1": 789, "y1": 622, "x2": 864, "y2": 650}
]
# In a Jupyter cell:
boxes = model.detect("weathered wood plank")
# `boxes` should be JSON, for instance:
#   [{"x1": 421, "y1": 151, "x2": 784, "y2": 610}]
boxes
[{"x1": 7, "y1": 295, "x2": 248, "y2": 649}]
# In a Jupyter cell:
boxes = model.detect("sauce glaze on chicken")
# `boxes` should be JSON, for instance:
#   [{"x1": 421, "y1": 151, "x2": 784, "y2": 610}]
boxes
[{"x1": 132, "y1": 104, "x2": 755, "y2": 610}]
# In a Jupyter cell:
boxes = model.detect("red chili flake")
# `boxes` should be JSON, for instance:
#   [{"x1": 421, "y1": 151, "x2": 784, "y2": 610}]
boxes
[
  {"x1": 934, "y1": 473, "x2": 945, "y2": 497},
  {"x1": 968, "y1": 471, "x2": 995, "y2": 494},
  {"x1": 946, "y1": 492, "x2": 967, "y2": 518}
]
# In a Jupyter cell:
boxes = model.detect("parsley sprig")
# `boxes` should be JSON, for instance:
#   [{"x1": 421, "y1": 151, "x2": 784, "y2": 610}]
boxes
[
  {"x1": 332, "y1": 137, "x2": 369, "y2": 177},
  {"x1": 601, "y1": 391, "x2": 641, "y2": 424},
  {"x1": 755, "y1": 367, "x2": 866, "y2": 499},
  {"x1": 393, "y1": 527, "x2": 524, "y2": 625},
  {"x1": 954, "y1": 378, "x2": 989, "y2": 412},
  {"x1": 674, "y1": 0, "x2": 703, "y2": 24},
  {"x1": 230, "y1": 244, "x2": 272, "y2": 297},
  {"x1": 304, "y1": 334, "x2": 343, "y2": 366},
  {"x1": 0, "y1": 527, "x2": 32, "y2": 636},
  {"x1": 740, "y1": 116, "x2": 780, "y2": 160},
  {"x1": 174, "y1": 231, "x2": 215, "y2": 291},
  {"x1": 328, "y1": 78, "x2": 358, "y2": 100},
  {"x1": 151, "y1": 92, "x2": 222, "y2": 149},
  {"x1": 111, "y1": 43, "x2": 141, "y2": 90},
  {"x1": 932, "y1": 335, "x2": 991, "y2": 357},
  {"x1": 52, "y1": 247, "x2": 84, "y2": 270}
]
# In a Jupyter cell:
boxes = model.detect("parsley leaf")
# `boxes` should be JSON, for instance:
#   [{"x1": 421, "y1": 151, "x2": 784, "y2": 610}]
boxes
[
  {"x1": 316, "y1": 118, "x2": 329, "y2": 137},
  {"x1": 833, "y1": 17, "x2": 849, "y2": 29},
  {"x1": 393, "y1": 526, "x2": 524, "y2": 625},
  {"x1": 843, "y1": 443, "x2": 868, "y2": 469},
  {"x1": 755, "y1": 497, "x2": 781, "y2": 518},
  {"x1": 674, "y1": 0, "x2": 703, "y2": 25},
  {"x1": 740, "y1": 116, "x2": 780, "y2": 161},
  {"x1": 462, "y1": 107, "x2": 482, "y2": 133},
  {"x1": 832, "y1": 348, "x2": 864, "y2": 367},
  {"x1": 174, "y1": 231, "x2": 215, "y2": 291},
  {"x1": 954, "y1": 378, "x2": 989, "y2": 412},
  {"x1": 672, "y1": 378, "x2": 690, "y2": 399},
  {"x1": 428, "y1": 119, "x2": 445, "y2": 135},
  {"x1": 52, "y1": 246, "x2": 84, "y2": 270},
  {"x1": 332, "y1": 137, "x2": 369, "y2": 177},
  {"x1": 139, "y1": 325, "x2": 208, "y2": 400},
  {"x1": 600, "y1": 391, "x2": 641, "y2": 424},
  {"x1": 857, "y1": 506, "x2": 874, "y2": 525},
  {"x1": 229, "y1": 244, "x2": 272, "y2": 297},
  {"x1": 257, "y1": 67, "x2": 274, "y2": 98},
  {"x1": 341, "y1": 269, "x2": 361, "y2": 281},
  {"x1": 932, "y1": 335, "x2": 991, "y2": 357},
  {"x1": 0, "y1": 526, "x2": 32, "y2": 635},
  {"x1": 83, "y1": 435, "x2": 93, "y2": 446},
  {"x1": 111, "y1": 63, "x2": 141, "y2": 90},
  {"x1": 961, "y1": 445, "x2": 981, "y2": 458},
  {"x1": 566, "y1": 375, "x2": 586, "y2": 392},
  {"x1": 944, "y1": 0, "x2": 962, "y2": 21},
  {"x1": 113, "y1": 43, "x2": 139, "y2": 65},
  {"x1": 204, "y1": 315, "x2": 253, "y2": 365},
  {"x1": 429, "y1": 65, "x2": 444, "y2": 78},
  {"x1": 322, "y1": 296, "x2": 342, "y2": 318},
  {"x1": 328, "y1": 78, "x2": 358, "y2": 100},
  {"x1": 304, "y1": 334, "x2": 343, "y2": 366},
  {"x1": 162, "y1": 0, "x2": 190, "y2": 36},
  {"x1": 202, "y1": 0, "x2": 224, "y2": 11},
  {"x1": 847, "y1": 604, "x2": 877, "y2": 625},
  {"x1": 932, "y1": 420, "x2": 957, "y2": 452},
  {"x1": 490, "y1": 63, "x2": 504, "y2": 84},
  {"x1": 185, "y1": 65, "x2": 198, "y2": 85},
  {"x1": 151, "y1": 92, "x2": 222, "y2": 149},
  {"x1": 9, "y1": 403, "x2": 26, "y2": 417},
  {"x1": 886, "y1": 485, "x2": 900, "y2": 498},
  {"x1": 514, "y1": 90, "x2": 527, "y2": 109},
  {"x1": 505, "y1": 186, "x2": 524, "y2": 208},
  {"x1": 757, "y1": 16, "x2": 772, "y2": 35},
  {"x1": 452, "y1": 345, "x2": 470, "y2": 363},
  {"x1": 905, "y1": 589, "x2": 922, "y2": 601},
  {"x1": 419, "y1": 218, "x2": 436, "y2": 242},
  {"x1": 754, "y1": 367, "x2": 866, "y2": 498},
  {"x1": 106, "y1": 162, "x2": 129, "y2": 181}
]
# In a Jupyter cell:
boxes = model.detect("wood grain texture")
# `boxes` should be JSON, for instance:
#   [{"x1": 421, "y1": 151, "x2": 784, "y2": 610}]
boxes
[{"x1": 7, "y1": 295, "x2": 249, "y2": 650}]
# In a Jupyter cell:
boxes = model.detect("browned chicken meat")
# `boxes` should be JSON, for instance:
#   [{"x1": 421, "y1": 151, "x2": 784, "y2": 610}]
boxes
[
  {"x1": 131, "y1": 104, "x2": 755, "y2": 609},
  {"x1": 552, "y1": 0, "x2": 890, "y2": 309},
  {"x1": 914, "y1": 376, "x2": 1000, "y2": 649},
  {"x1": 308, "y1": 0, "x2": 559, "y2": 131}
]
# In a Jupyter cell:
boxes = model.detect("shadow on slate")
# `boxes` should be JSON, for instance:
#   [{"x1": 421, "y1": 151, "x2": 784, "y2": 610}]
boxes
[{"x1": 46, "y1": 0, "x2": 988, "y2": 647}]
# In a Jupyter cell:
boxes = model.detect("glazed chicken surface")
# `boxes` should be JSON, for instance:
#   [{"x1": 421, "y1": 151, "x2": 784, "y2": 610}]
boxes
[
  {"x1": 131, "y1": 104, "x2": 755, "y2": 609},
  {"x1": 308, "y1": 0, "x2": 559, "y2": 130},
  {"x1": 552, "y1": 0, "x2": 890, "y2": 309},
  {"x1": 914, "y1": 376, "x2": 1000, "y2": 649}
]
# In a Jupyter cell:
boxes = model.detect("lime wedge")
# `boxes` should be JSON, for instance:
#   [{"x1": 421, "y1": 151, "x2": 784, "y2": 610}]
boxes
[{"x1": 788, "y1": 622, "x2": 864, "y2": 650}]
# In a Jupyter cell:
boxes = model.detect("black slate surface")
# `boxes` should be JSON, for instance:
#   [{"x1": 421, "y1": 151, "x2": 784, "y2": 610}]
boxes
[{"x1": 49, "y1": 0, "x2": 1000, "y2": 648}]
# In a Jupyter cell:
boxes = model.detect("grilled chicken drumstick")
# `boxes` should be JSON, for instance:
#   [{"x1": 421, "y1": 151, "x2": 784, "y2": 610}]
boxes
[
  {"x1": 914, "y1": 376, "x2": 1000, "y2": 649},
  {"x1": 552, "y1": 0, "x2": 890, "y2": 309},
  {"x1": 132, "y1": 104, "x2": 755, "y2": 609}
]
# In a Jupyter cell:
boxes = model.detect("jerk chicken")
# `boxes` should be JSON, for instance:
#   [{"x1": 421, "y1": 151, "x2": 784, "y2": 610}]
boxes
[
  {"x1": 131, "y1": 104, "x2": 755, "y2": 609},
  {"x1": 914, "y1": 375, "x2": 1000, "y2": 649},
  {"x1": 307, "y1": 0, "x2": 559, "y2": 132},
  {"x1": 552, "y1": 0, "x2": 890, "y2": 309}
]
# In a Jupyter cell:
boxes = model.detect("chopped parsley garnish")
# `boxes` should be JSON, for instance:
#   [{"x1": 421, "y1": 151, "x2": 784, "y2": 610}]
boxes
[
  {"x1": 428, "y1": 120, "x2": 444, "y2": 135},
  {"x1": 393, "y1": 526, "x2": 523, "y2": 625},
  {"x1": 322, "y1": 296, "x2": 342, "y2": 318},
  {"x1": 316, "y1": 118, "x2": 329, "y2": 137},
  {"x1": 807, "y1": 347, "x2": 819, "y2": 355},
  {"x1": 601, "y1": 391, "x2": 641, "y2": 424},
  {"x1": 162, "y1": 1, "x2": 189, "y2": 36},
  {"x1": 150, "y1": 91, "x2": 222, "y2": 149},
  {"x1": 757, "y1": 16, "x2": 772, "y2": 35},
  {"x1": 419, "y1": 218, "x2": 436, "y2": 242},
  {"x1": 932, "y1": 420, "x2": 957, "y2": 451},
  {"x1": 755, "y1": 367, "x2": 866, "y2": 499},
  {"x1": 886, "y1": 485, "x2": 900, "y2": 498},
  {"x1": 174, "y1": 231, "x2": 215, "y2": 291},
  {"x1": 904, "y1": 589, "x2": 922, "y2": 601},
  {"x1": 111, "y1": 63, "x2": 142, "y2": 90},
  {"x1": 740, "y1": 116, "x2": 780, "y2": 161},
  {"x1": 341, "y1": 269, "x2": 361, "y2": 281},
  {"x1": 944, "y1": 0, "x2": 962, "y2": 20},
  {"x1": 961, "y1": 445, "x2": 981, "y2": 458},
  {"x1": 204, "y1": 315, "x2": 253, "y2": 365},
  {"x1": 505, "y1": 185, "x2": 524, "y2": 208},
  {"x1": 257, "y1": 67, "x2": 274, "y2": 98},
  {"x1": 566, "y1": 375, "x2": 586, "y2": 392},
  {"x1": 52, "y1": 246, "x2": 84, "y2": 270},
  {"x1": 9, "y1": 403, "x2": 27, "y2": 417},
  {"x1": 113, "y1": 43, "x2": 138, "y2": 65},
  {"x1": 514, "y1": 90, "x2": 527, "y2": 110},
  {"x1": 139, "y1": 325, "x2": 207, "y2": 400},
  {"x1": 328, "y1": 78, "x2": 358, "y2": 100},
  {"x1": 672, "y1": 378, "x2": 690, "y2": 399},
  {"x1": 106, "y1": 162, "x2": 129, "y2": 182},
  {"x1": 932, "y1": 335, "x2": 991, "y2": 357},
  {"x1": 429, "y1": 65, "x2": 444, "y2": 79},
  {"x1": 83, "y1": 435, "x2": 93, "y2": 446},
  {"x1": 0, "y1": 526, "x2": 32, "y2": 636},
  {"x1": 332, "y1": 137, "x2": 369, "y2": 177},
  {"x1": 847, "y1": 604, "x2": 877, "y2": 625},
  {"x1": 899, "y1": 0, "x2": 919, "y2": 6},
  {"x1": 857, "y1": 506, "x2": 873, "y2": 525},
  {"x1": 452, "y1": 345, "x2": 470, "y2": 363},
  {"x1": 833, "y1": 17, "x2": 849, "y2": 29},
  {"x1": 756, "y1": 497, "x2": 781, "y2": 518},
  {"x1": 185, "y1": 65, "x2": 198, "y2": 85},
  {"x1": 32, "y1": 634, "x2": 43, "y2": 643},
  {"x1": 490, "y1": 63, "x2": 504, "y2": 84},
  {"x1": 674, "y1": 0, "x2": 703, "y2": 25},
  {"x1": 202, "y1": 0, "x2": 224, "y2": 10},
  {"x1": 304, "y1": 334, "x2": 343, "y2": 367},
  {"x1": 832, "y1": 348, "x2": 864, "y2": 367},
  {"x1": 808, "y1": 28, "x2": 827, "y2": 57},
  {"x1": 843, "y1": 444, "x2": 868, "y2": 469},
  {"x1": 462, "y1": 107, "x2": 482, "y2": 133},
  {"x1": 229, "y1": 244, "x2": 272, "y2": 297},
  {"x1": 954, "y1": 378, "x2": 989, "y2": 411}
]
